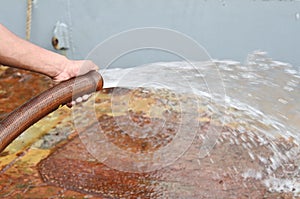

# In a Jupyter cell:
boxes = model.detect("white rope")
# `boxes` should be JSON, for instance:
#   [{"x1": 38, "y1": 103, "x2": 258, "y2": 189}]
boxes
[
  {"x1": 26, "y1": 0, "x2": 32, "y2": 41},
  {"x1": 66, "y1": 0, "x2": 74, "y2": 58}
]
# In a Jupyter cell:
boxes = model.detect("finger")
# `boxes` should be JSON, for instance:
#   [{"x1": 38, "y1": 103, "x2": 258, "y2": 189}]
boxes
[
  {"x1": 86, "y1": 60, "x2": 99, "y2": 71},
  {"x1": 76, "y1": 96, "x2": 83, "y2": 103},
  {"x1": 78, "y1": 61, "x2": 99, "y2": 76},
  {"x1": 65, "y1": 94, "x2": 92, "y2": 109},
  {"x1": 82, "y1": 94, "x2": 91, "y2": 101}
]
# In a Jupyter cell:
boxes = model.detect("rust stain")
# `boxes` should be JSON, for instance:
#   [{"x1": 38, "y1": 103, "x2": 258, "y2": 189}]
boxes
[
  {"x1": 38, "y1": 136, "x2": 164, "y2": 199},
  {"x1": 0, "y1": 67, "x2": 52, "y2": 121},
  {"x1": 98, "y1": 112, "x2": 179, "y2": 153}
]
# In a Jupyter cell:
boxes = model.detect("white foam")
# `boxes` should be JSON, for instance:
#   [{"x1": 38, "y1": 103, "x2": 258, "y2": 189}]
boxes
[{"x1": 264, "y1": 177, "x2": 300, "y2": 195}]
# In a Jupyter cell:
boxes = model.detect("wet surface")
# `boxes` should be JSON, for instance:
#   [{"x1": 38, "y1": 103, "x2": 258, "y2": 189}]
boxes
[
  {"x1": 38, "y1": 136, "x2": 163, "y2": 199},
  {"x1": 0, "y1": 52, "x2": 300, "y2": 198},
  {"x1": 97, "y1": 112, "x2": 179, "y2": 153},
  {"x1": 38, "y1": 87, "x2": 298, "y2": 198}
]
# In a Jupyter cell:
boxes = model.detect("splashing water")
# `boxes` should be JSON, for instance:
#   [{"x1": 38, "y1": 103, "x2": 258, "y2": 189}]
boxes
[
  {"x1": 102, "y1": 51, "x2": 300, "y2": 137},
  {"x1": 98, "y1": 51, "x2": 300, "y2": 196}
]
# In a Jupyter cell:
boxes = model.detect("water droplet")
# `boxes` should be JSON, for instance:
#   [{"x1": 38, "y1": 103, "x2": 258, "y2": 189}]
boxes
[
  {"x1": 278, "y1": 98, "x2": 288, "y2": 105},
  {"x1": 283, "y1": 86, "x2": 294, "y2": 92},
  {"x1": 248, "y1": 151, "x2": 255, "y2": 160}
]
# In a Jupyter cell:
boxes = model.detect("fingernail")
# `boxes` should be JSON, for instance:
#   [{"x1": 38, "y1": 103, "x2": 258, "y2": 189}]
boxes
[
  {"x1": 76, "y1": 97, "x2": 83, "y2": 103},
  {"x1": 82, "y1": 94, "x2": 91, "y2": 101}
]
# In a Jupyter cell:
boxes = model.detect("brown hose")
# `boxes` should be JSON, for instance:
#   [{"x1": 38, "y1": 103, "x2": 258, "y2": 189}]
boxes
[{"x1": 0, "y1": 71, "x2": 103, "y2": 153}]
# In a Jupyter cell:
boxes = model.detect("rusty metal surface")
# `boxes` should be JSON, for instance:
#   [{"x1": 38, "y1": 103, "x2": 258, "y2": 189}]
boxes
[{"x1": 0, "y1": 67, "x2": 298, "y2": 198}]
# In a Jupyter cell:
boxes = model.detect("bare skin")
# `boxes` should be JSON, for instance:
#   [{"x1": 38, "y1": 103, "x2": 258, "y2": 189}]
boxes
[{"x1": 0, "y1": 24, "x2": 99, "y2": 82}]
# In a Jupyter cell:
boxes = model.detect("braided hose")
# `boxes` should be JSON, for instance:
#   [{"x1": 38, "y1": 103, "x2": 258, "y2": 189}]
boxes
[{"x1": 0, "y1": 71, "x2": 103, "y2": 153}]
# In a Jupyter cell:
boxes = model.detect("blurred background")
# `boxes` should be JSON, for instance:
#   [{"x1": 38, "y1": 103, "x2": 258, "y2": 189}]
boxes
[{"x1": 1, "y1": 0, "x2": 299, "y2": 68}]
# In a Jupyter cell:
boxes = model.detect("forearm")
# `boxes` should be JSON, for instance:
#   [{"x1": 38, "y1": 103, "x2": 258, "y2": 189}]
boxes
[{"x1": 0, "y1": 24, "x2": 68, "y2": 78}]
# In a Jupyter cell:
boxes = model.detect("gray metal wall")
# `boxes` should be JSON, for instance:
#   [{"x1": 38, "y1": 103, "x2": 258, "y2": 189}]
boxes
[{"x1": 1, "y1": 0, "x2": 300, "y2": 68}]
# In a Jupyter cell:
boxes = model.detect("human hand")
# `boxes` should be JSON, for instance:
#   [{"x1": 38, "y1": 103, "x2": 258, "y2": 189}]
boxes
[
  {"x1": 52, "y1": 60, "x2": 99, "y2": 83},
  {"x1": 52, "y1": 59, "x2": 99, "y2": 108}
]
